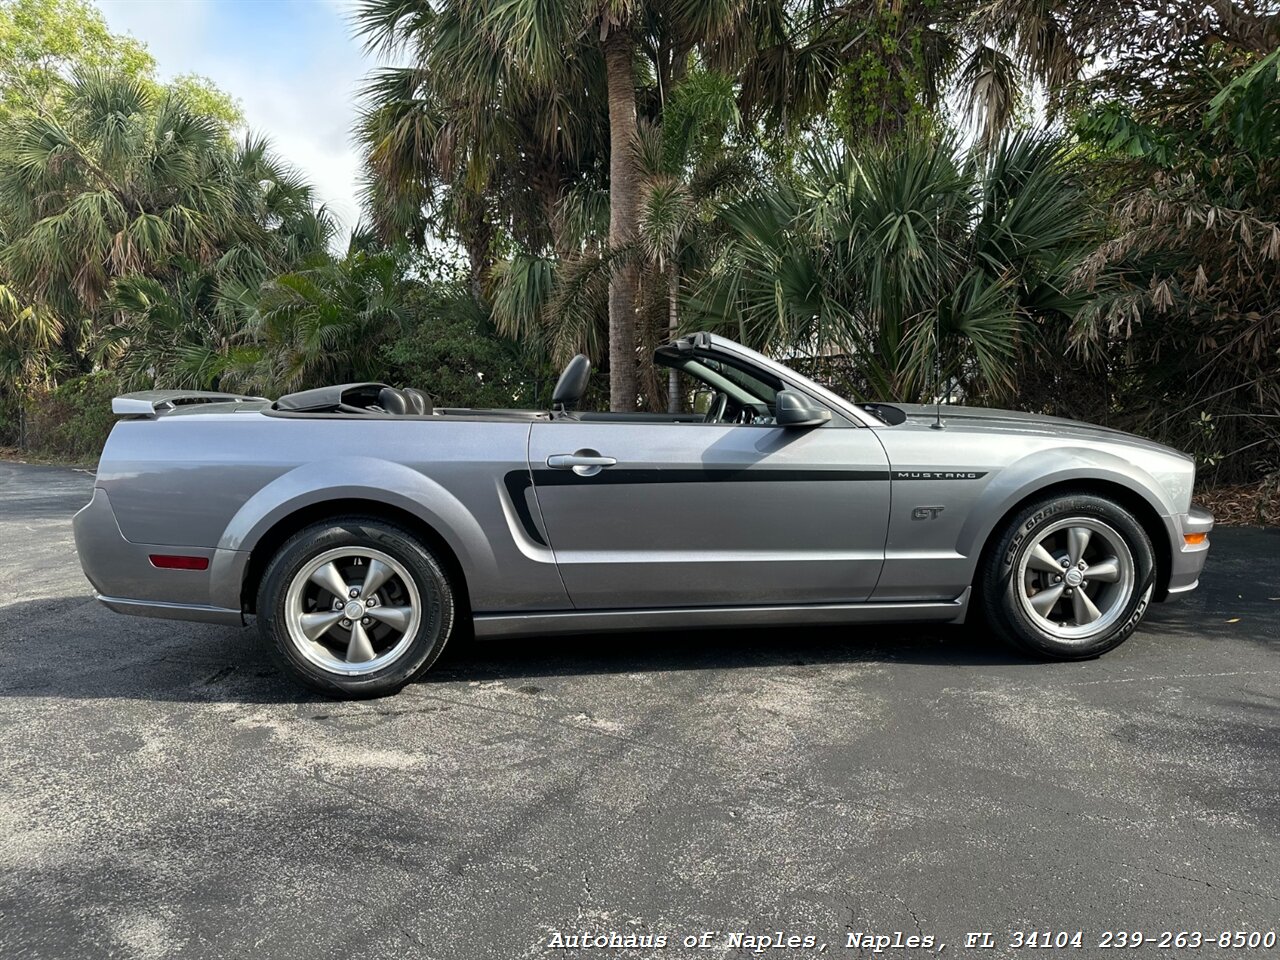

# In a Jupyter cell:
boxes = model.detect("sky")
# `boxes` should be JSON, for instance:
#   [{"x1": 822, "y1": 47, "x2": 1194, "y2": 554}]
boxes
[{"x1": 94, "y1": 0, "x2": 376, "y2": 239}]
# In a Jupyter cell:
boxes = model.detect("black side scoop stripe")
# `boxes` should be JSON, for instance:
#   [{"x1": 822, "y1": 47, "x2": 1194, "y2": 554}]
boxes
[
  {"x1": 528, "y1": 467, "x2": 891, "y2": 486},
  {"x1": 502, "y1": 471, "x2": 548, "y2": 547},
  {"x1": 503, "y1": 467, "x2": 986, "y2": 542}
]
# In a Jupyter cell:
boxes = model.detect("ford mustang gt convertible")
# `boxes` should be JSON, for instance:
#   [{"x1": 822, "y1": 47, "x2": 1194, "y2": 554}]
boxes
[{"x1": 74, "y1": 333, "x2": 1213, "y2": 697}]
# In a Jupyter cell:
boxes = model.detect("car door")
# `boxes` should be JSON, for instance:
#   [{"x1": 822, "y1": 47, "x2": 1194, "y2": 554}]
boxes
[{"x1": 526, "y1": 418, "x2": 890, "y2": 609}]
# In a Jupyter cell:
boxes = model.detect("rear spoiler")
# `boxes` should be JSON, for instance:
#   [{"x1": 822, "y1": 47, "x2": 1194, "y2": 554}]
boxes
[{"x1": 111, "y1": 390, "x2": 266, "y2": 418}]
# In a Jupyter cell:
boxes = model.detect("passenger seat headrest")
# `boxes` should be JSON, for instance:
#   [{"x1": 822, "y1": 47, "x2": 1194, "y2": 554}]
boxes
[
  {"x1": 403, "y1": 387, "x2": 432, "y2": 416},
  {"x1": 377, "y1": 386, "x2": 409, "y2": 415}
]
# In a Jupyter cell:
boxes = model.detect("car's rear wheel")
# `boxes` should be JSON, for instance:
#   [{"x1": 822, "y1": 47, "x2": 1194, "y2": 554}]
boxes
[
  {"x1": 980, "y1": 492, "x2": 1155, "y2": 660},
  {"x1": 257, "y1": 517, "x2": 455, "y2": 698}
]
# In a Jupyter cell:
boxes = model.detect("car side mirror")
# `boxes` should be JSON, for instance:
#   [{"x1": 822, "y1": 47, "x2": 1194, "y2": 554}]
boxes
[{"x1": 775, "y1": 390, "x2": 832, "y2": 428}]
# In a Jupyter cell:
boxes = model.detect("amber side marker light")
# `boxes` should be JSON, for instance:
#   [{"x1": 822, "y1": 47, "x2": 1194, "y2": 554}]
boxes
[
  {"x1": 149, "y1": 554, "x2": 210, "y2": 570},
  {"x1": 1183, "y1": 533, "x2": 1208, "y2": 546}
]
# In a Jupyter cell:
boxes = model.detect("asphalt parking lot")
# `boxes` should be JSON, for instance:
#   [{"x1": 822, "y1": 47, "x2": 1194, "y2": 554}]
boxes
[{"x1": 1, "y1": 461, "x2": 1278, "y2": 960}]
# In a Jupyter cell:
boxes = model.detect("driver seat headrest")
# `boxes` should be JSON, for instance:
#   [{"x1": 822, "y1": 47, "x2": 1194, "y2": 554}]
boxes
[{"x1": 552, "y1": 354, "x2": 590, "y2": 410}]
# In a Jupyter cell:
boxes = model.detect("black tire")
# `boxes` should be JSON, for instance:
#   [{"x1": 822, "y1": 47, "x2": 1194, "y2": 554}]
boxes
[
  {"x1": 980, "y1": 491, "x2": 1156, "y2": 660},
  {"x1": 257, "y1": 516, "x2": 455, "y2": 698}
]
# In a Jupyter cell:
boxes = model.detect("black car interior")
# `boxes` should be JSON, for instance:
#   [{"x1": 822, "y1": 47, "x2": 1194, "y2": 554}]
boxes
[{"x1": 270, "y1": 336, "x2": 837, "y2": 427}]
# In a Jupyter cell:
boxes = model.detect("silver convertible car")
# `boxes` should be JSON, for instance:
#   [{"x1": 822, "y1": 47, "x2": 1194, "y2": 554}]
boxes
[{"x1": 74, "y1": 333, "x2": 1213, "y2": 697}]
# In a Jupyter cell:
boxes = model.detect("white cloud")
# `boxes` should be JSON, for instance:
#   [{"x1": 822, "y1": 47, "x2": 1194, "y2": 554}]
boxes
[{"x1": 94, "y1": 0, "x2": 375, "y2": 242}]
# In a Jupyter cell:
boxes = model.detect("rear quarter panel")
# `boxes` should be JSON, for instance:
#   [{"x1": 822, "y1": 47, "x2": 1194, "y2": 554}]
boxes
[{"x1": 96, "y1": 413, "x2": 569, "y2": 612}]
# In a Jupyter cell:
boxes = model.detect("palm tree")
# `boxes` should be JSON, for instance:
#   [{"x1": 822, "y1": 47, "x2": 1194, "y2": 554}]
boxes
[
  {"x1": 249, "y1": 245, "x2": 418, "y2": 394},
  {"x1": 484, "y1": 67, "x2": 753, "y2": 411},
  {"x1": 356, "y1": 0, "x2": 761, "y2": 411},
  {"x1": 634, "y1": 68, "x2": 751, "y2": 410},
  {"x1": 482, "y1": 0, "x2": 769, "y2": 410},
  {"x1": 354, "y1": 1, "x2": 1104, "y2": 411},
  {"x1": 0, "y1": 278, "x2": 65, "y2": 391},
  {"x1": 0, "y1": 70, "x2": 329, "y2": 370},
  {"x1": 691, "y1": 130, "x2": 1098, "y2": 402},
  {"x1": 1, "y1": 73, "x2": 228, "y2": 329},
  {"x1": 486, "y1": 192, "x2": 612, "y2": 381},
  {"x1": 355, "y1": 0, "x2": 609, "y2": 303},
  {"x1": 98, "y1": 268, "x2": 258, "y2": 390}
]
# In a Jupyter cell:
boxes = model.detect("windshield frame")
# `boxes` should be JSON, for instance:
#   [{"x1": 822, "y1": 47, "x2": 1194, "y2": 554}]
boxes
[{"x1": 656, "y1": 334, "x2": 876, "y2": 427}]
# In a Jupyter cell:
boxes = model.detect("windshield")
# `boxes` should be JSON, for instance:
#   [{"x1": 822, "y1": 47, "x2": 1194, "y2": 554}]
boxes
[
  {"x1": 657, "y1": 353, "x2": 783, "y2": 410},
  {"x1": 694, "y1": 357, "x2": 781, "y2": 405}
]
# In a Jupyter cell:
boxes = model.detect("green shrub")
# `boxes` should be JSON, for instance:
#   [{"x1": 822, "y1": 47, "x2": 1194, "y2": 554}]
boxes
[
  {"x1": 23, "y1": 371, "x2": 120, "y2": 463},
  {"x1": 0, "y1": 392, "x2": 22, "y2": 448},
  {"x1": 383, "y1": 286, "x2": 555, "y2": 410}
]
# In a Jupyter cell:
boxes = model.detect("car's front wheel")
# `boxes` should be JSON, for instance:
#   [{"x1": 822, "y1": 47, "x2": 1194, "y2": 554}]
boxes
[
  {"x1": 980, "y1": 492, "x2": 1156, "y2": 660},
  {"x1": 257, "y1": 517, "x2": 455, "y2": 698}
]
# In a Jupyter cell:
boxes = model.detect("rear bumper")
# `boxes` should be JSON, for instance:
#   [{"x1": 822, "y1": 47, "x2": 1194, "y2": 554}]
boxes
[
  {"x1": 73, "y1": 486, "x2": 247, "y2": 625},
  {"x1": 96, "y1": 596, "x2": 244, "y2": 625},
  {"x1": 1161, "y1": 504, "x2": 1214, "y2": 599}
]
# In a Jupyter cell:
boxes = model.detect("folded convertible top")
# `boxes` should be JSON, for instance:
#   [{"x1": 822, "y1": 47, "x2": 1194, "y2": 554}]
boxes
[{"x1": 272, "y1": 383, "x2": 390, "y2": 413}]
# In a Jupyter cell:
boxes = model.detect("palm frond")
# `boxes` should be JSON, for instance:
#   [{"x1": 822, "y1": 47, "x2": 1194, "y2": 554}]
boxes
[{"x1": 958, "y1": 44, "x2": 1024, "y2": 153}]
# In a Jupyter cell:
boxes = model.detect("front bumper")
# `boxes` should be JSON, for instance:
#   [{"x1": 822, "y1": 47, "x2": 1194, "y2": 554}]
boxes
[
  {"x1": 1161, "y1": 504, "x2": 1214, "y2": 598},
  {"x1": 72, "y1": 486, "x2": 247, "y2": 625}
]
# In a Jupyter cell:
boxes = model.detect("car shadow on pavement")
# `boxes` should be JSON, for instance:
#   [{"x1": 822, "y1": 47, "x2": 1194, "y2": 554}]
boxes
[
  {"x1": 430, "y1": 621, "x2": 1027, "y2": 687},
  {"x1": 0, "y1": 593, "x2": 1038, "y2": 704},
  {"x1": 429, "y1": 593, "x2": 1279, "y2": 685},
  {"x1": 0, "y1": 595, "x2": 303, "y2": 705},
  {"x1": 1, "y1": 573, "x2": 1273, "y2": 705}
]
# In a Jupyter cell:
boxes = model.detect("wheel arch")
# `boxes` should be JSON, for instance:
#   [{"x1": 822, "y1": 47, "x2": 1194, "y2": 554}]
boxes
[
  {"x1": 239, "y1": 498, "x2": 472, "y2": 617},
  {"x1": 970, "y1": 478, "x2": 1172, "y2": 602},
  {"x1": 215, "y1": 458, "x2": 494, "y2": 618}
]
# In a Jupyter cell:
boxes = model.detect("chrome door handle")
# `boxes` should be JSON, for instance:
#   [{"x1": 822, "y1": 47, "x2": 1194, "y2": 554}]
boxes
[
  {"x1": 547, "y1": 452, "x2": 617, "y2": 477},
  {"x1": 547, "y1": 454, "x2": 617, "y2": 468}
]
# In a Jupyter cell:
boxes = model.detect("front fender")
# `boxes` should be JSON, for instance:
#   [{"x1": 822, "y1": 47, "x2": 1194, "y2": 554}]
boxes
[{"x1": 955, "y1": 446, "x2": 1176, "y2": 563}]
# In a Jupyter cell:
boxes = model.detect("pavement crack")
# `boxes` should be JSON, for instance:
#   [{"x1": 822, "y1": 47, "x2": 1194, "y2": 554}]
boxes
[
  {"x1": 310, "y1": 768, "x2": 403, "y2": 814},
  {"x1": 398, "y1": 923, "x2": 425, "y2": 951},
  {"x1": 201, "y1": 665, "x2": 235, "y2": 685},
  {"x1": 890, "y1": 895, "x2": 924, "y2": 939},
  {"x1": 1152, "y1": 867, "x2": 1280, "y2": 904}
]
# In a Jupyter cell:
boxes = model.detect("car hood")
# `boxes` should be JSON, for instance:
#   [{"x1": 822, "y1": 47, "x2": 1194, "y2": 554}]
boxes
[{"x1": 889, "y1": 403, "x2": 1191, "y2": 460}]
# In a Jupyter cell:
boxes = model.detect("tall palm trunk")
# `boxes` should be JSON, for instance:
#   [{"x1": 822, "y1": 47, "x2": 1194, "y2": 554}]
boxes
[
  {"x1": 603, "y1": 27, "x2": 639, "y2": 412},
  {"x1": 459, "y1": 196, "x2": 494, "y2": 306},
  {"x1": 666, "y1": 261, "x2": 680, "y2": 413}
]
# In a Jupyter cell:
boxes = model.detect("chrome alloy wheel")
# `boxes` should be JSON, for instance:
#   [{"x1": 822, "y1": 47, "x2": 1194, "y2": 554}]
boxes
[
  {"x1": 1015, "y1": 517, "x2": 1136, "y2": 643},
  {"x1": 283, "y1": 547, "x2": 422, "y2": 676}
]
